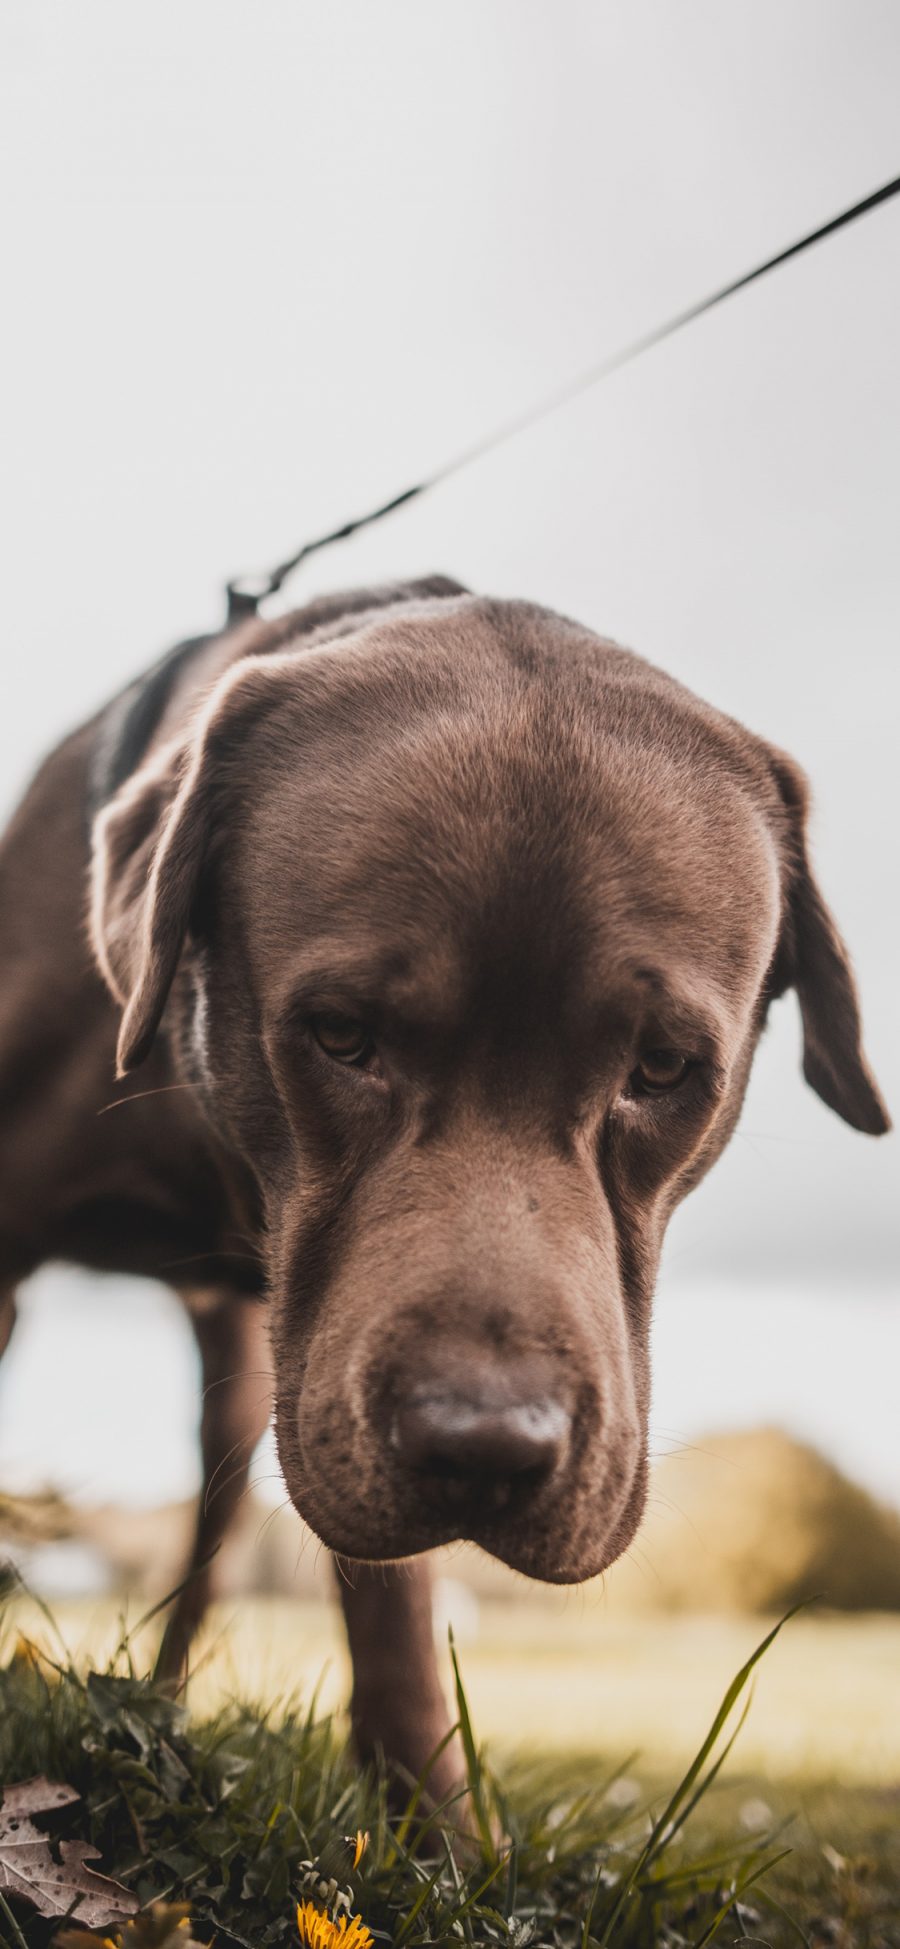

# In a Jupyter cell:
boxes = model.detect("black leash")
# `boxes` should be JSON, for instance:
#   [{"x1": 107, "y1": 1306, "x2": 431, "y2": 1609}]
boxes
[{"x1": 226, "y1": 169, "x2": 900, "y2": 623}]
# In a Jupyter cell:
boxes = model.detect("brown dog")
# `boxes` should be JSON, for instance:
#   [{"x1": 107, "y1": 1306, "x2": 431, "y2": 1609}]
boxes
[{"x1": 0, "y1": 576, "x2": 888, "y2": 1797}]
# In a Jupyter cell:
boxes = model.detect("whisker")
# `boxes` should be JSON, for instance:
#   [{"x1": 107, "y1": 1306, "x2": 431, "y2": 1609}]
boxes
[
  {"x1": 651, "y1": 1431, "x2": 740, "y2": 1467},
  {"x1": 200, "y1": 1371, "x2": 274, "y2": 1402},
  {"x1": 203, "y1": 1418, "x2": 272, "y2": 1514},
  {"x1": 254, "y1": 1495, "x2": 295, "y2": 1551},
  {"x1": 229, "y1": 1476, "x2": 286, "y2": 1534},
  {"x1": 644, "y1": 1488, "x2": 709, "y2": 1552},
  {"x1": 163, "y1": 1250, "x2": 262, "y2": 1270},
  {"x1": 620, "y1": 1538, "x2": 662, "y2": 1586},
  {"x1": 733, "y1": 1129, "x2": 778, "y2": 1171},
  {"x1": 285, "y1": 1522, "x2": 315, "y2": 1581},
  {"x1": 205, "y1": 1447, "x2": 272, "y2": 1512},
  {"x1": 97, "y1": 1082, "x2": 199, "y2": 1116}
]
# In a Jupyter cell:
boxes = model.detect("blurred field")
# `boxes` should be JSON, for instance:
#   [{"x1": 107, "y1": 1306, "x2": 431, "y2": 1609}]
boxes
[{"x1": 6, "y1": 1591, "x2": 900, "y2": 1786}]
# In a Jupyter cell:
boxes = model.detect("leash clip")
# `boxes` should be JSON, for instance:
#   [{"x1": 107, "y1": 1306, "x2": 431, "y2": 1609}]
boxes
[{"x1": 225, "y1": 573, "x2": 276, "y2": 625}]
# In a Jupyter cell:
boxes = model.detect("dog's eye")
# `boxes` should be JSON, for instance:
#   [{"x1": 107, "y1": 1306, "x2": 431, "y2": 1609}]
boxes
[
  {"x1": 631, "y1": 1049, "x2": 691, "y2": 1094},
  {"x1": 310, "y1": 1014, "x2": 374, "y2": 1067}
]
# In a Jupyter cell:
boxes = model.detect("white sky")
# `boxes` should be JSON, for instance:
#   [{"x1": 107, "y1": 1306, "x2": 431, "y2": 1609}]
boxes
[{"x1": 0, "y1": 3, "x2": 897, "y2": 1517}]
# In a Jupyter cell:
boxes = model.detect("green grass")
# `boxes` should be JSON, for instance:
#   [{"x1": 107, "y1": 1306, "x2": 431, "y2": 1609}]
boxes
[
  {"x1": 12, "y1": 1596, "x2": 898, "y2": 1785},
  {"x1": 1, "y1": 1588, "x2": 898, "y2": 1949}
]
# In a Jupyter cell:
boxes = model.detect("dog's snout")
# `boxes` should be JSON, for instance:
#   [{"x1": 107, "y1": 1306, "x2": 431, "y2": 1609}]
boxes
[{"x1": 392, "y1": 1385, "x2": 571, "y2": 1486}]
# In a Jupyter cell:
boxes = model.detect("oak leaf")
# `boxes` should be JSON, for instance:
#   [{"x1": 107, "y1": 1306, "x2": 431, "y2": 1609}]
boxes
[{"x1": 0, "y1": 1776, "x2": 138, "y2": 1927}]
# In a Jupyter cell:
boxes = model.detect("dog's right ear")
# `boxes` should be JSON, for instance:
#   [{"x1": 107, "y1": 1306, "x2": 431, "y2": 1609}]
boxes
[
  {"x1": 91, "y1": 656, "x2": 283, "y2": 1077},
  {"x1": 90, "y1": 727, "x2": 217, "y2": 1077}
]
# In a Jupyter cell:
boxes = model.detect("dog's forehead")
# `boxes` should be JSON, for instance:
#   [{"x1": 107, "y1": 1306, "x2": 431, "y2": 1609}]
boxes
[{"x1": 229, "y1": 622, "x2": 780, "y2": 1029}]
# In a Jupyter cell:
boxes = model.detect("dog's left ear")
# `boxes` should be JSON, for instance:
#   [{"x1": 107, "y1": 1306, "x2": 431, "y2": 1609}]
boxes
[{"x1": 766, "y1": 747, "x2": 889, "y2": 1135}]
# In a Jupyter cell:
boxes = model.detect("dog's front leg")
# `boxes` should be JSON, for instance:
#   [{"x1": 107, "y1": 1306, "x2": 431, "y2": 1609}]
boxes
[
  {"x1": 156, "y1": 1290, "x2": 272, "y2": 1686},
  {"x1": 335, "y1": 1556, "x2": 463, "y2": 1811}
]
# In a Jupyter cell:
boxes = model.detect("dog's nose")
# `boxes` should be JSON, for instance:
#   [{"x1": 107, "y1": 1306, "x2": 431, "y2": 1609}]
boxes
[{"x1": 392, "y1": 1388, "x2": 571, "y2": 1485}]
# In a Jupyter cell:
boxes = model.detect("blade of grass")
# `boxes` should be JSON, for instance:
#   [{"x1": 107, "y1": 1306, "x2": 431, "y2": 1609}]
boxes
[
  {"x1": 581, "y1": 1859, "x2": 612, "y2": 1949},
  {"x1": 0, "y1": 1890, "x2": 29, "y2": 1949},
  {"x1": 129, "y1": 1553, "x2": 219, "y2": 1640},
  {"x1": 389, "y1": 1720, "x2": 465, "y2": 1860},
  {"x1": 439, "y1": 1827, "x2": 475, "y2": 1945},
  {"x1": 4, "y1": 1574, "x2": 75, "y2": 1668},
  {"x1": 441, "y1": 1854, "x2": 507, "y2": 1930},
  {"x1": 645, "y1": 1610, "x2": 805, "y2": 1861},
  {"x1": 758, "y1": 1886, "x2": 811, "y2": 1947},
  {"x1": 504, "y1": 1838, "x2": 518, "y2": 1919},
  {"x1": 646, "y1": 1815, "x2": 794, "y2": 1894},
  {"x1": 641, "y1": 1689, "x2": 754, "y2": 1870},
  {"x1": 393, "y1": 1858, "x2": 449, "y2": 1944},
  {"x1": 449, "y1": 1628, "x2": 495, "y2": 1864},
  {"x1": 595, "y1": 1605, "x2": 805, "y2": 1946},
  {"x1": 691, "y1": 1847, "x2": 793, "y2": 1947},
  {"x1": 385, "y1": 1776, "x2": 473, "y2": 1900},
  {"x1": 383, "y1": 1784, "x2": 471, "y2": 1913}
]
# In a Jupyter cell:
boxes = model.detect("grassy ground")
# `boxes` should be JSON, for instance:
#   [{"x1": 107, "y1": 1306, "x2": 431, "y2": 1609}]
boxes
[
  {"x1": 1, "y1": 1592, "x2": 898, "y2": 1947},
  {"x1": 7, "y1": 1593, "x2": 899, "y2": 1781}
]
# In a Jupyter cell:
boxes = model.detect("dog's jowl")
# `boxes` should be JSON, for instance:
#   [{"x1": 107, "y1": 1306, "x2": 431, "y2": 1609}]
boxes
[{"x1": 0, "y1": 577, "x2": 888, "y2": 1796}]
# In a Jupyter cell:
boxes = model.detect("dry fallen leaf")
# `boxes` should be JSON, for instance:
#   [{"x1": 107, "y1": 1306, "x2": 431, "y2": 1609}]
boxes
[
  {"x1": 0, "y1": 1776, "x2": 138, "y2": 1927},
  {"x1": 1, "y1": 1780, "x2": 80, "y2": 1819}
]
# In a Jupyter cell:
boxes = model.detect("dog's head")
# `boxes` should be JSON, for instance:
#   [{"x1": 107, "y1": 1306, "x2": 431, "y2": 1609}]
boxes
[{"x1": 90, "y1": 590, "x2": 888, "y2": 1581}]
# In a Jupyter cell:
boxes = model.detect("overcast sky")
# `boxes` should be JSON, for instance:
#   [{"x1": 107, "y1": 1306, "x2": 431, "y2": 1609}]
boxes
[{"x1": 1, "y1": 3, "x2": 897, "y2": 1514}]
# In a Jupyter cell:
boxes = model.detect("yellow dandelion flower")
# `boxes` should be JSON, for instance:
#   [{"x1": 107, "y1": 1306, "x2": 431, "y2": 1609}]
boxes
[{"x1": 296, "y1": 1902, "x2": 373, "y2": 1949}]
